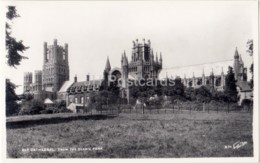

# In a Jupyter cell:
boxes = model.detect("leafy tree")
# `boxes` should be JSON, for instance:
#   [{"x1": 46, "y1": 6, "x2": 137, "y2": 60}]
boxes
[
  {"x1": 22, "y1": 91, "x2": 34, "y2": 101},
  {"x1": 6, "y1": 79, "x2": 20, "y2": 116},
  {"x1": 162, "y1": 77, "x2": 185, "y2": 100},
  {"x1": 194, "y1": 86, "x2": 212, "y2": 103},
  {"x1": 246, "y1": 39, "x2": 253, "y2": 56},
  {"x1": 212, "y1": 90, "x2": 228, "y2": 103},
  {"x1": 246, "y1": 39, "x2": 253, "y2": 89},
  {"x1": 185, "y1": 87, "x2": 196, "y2": 101},
  {"x1": 172, "y1": 77, "x2": 185, "y2": 98},
  {"x1": 6, "y1": 6, "x2": 29, "y2": 67},
  {"x1": 224, "y1": 66, "x2": 238, "y2": 102},
  {"x1": 249, "y1": 63, "x2": 253, "y2": 88},
  {"x1": 20, "y1": 99, "x2": 45, "y2": 115},
  {"x1": 56, "y1": 100, "x2": 66, "y2": 109},
  {"x1": 89, "y1": 90, "x2": 123, "y2": 108},
  {"x1": 107, "y1": 81, "x2": 120, "y2": 96},
  {"x1": 129, "y1": 79, "x2": 158, "y2": 100}
]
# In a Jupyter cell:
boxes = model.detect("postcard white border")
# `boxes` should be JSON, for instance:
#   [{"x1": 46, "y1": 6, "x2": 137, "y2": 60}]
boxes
[{"x1": 0, "y1": 0, "x2": 259, "y2": 163}]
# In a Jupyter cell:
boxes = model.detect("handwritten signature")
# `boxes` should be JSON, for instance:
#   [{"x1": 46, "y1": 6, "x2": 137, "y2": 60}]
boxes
[{"x1": 224, "y1": 141, "x2": 247, "y2": 149}]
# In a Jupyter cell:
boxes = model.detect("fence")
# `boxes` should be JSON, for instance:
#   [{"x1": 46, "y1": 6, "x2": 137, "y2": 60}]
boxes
[{"x1": 79, "y1": 101, "x2": 252, "y2": 115}]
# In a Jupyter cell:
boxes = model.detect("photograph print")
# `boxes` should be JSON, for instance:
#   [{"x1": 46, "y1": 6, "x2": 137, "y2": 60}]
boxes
[{"x1": 2, "y1": 0, "x2": 258, "y2": 161}]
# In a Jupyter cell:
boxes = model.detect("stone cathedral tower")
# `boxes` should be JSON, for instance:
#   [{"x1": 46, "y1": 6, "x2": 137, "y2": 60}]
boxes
[
  {"x1": 128, "y1": 39, "x2": 162, "y2": 80},
  {"x1": 233, "y1": 47, "x2": 247, "y2": 81},
  {"x1": 121, "y1": 52, "x2": 129, "y2": 103},
  {"x1": 42, "y1": 39, "x2": 70, "y2": 92},
  {"x1": 23, "y1": 72, "x2": 32, "y2": 92}
]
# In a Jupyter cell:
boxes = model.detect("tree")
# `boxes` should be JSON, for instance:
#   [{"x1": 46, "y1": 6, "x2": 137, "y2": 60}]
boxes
[
  {"x1": 6, "y1": 79, "x2": 20, "y2": 116},
  {"x1": 20, "y1": 99, "x2": 45, "y2": 115},
  {"x1": 162, "y1": 77, "x2": 185, "y2": 100},
  {"x1": 246, "y1": 39, "x2": 253, "y2": 89},
  {"x1": 195, "y1": 86, "x2": 212, "y2": 103},
  {"x1": 22, "y1": 91, "x2": 34, "y2": 101},
  {"x1": 185, "y1": 87, "x2": 196, "y2": 101},
  {"x1": 224, "y1": 66, "x2": 238, "y2": 102},
  {"x1": 212, "y1": 90, "x2": 228, "y2": 103},
  {"x1": 246, "y1": 39, "x2": 253, "y2": 56},
  {"x1": 6, "y1": 6, "x2": 29, "y2": 67}
]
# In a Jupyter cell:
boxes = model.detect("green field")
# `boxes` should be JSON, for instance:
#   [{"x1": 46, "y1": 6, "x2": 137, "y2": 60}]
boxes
[{"x1": 7, "y1": 111, "x2": 253, "y2": 158}]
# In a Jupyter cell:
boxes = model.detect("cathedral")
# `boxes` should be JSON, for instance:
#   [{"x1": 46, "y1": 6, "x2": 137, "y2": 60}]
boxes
[
  {"x1": 23, "y1": 38, "x2": 250, "y2": 107},
  {"x1": 159, "y1": 47, "x2": 248, "y2": 91},
  {"x1": 23, "y1": 39, "x2": 69, "y2": 101},
  {"x1": 59, "y1": 39, "x2": 163, "y2": 106}
]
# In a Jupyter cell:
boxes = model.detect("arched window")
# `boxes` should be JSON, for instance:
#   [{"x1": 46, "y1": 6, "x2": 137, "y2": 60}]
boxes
[
  {"x1": 197, "y1": 79, "x2": 202, "y2": 85},
  {"x1": 63, "y1": 52, "x2": 66, "y2": 60},
  {"x1": 189, "y1": 81, "x2": 193, "y2": 87},
  {"x1": 215, "y1": 77, "x2": 221, "y2": 86}
]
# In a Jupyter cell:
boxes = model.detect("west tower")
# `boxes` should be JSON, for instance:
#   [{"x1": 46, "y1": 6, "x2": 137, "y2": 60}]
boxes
[{"x1": 42, "y1": 39, "x2": 70, "y2": 92}]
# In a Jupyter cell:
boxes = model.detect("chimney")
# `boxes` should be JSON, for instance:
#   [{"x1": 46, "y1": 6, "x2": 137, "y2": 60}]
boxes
[
  {"x1": 86, "y1": 74, "x2": 90, "y2": 81},
  {"x1": 74, "y1": 75, "x2": 77, "y2": 83}
]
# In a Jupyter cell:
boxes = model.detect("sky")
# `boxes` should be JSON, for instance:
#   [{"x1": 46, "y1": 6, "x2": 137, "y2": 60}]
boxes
[{"x1": 3, "y1": 1, "x2": 257, "y2": 94}]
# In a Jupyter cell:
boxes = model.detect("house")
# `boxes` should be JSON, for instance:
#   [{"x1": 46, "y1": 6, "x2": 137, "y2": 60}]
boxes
[{"x1": 236, "y1": 81, "x2": 253, "y2": 106}]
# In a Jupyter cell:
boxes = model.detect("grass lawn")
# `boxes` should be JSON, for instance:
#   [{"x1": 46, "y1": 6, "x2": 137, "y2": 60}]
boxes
[{"x1": 6, "y1": 111, "x2": 253, "y2": 158}]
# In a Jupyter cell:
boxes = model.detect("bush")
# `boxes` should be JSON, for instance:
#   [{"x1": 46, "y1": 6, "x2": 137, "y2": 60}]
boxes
[
  {"x1": 19, "y1": 99, "x2": 45, "y2": 115},
  {"x1": 241, "y1": 99, "x2": 252, "y2": 110},
  {"x1": 30, "y1": 100, "x2": 45, "y2": 114},
  {"x1": 40, "y1": 109, "x2": 53, "y2": 114},
  {"x1": 46, "y1": 107, "x2": 73, "y2": 114},
  {"x1": 88, "y1": 90, "x2": 124, "y2": 108},
  {"x1": 55, "y1": 100, "x2": 66, "y2": 109}
]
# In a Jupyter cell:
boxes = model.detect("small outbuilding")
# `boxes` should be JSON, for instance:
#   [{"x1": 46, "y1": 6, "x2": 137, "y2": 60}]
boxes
[{"x1": 44, "y1": 98, "x2": 55, "y2": 108}]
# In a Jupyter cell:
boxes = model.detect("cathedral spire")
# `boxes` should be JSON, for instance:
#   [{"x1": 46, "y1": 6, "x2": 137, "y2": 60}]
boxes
[
  {"x1": 156, "y1": 52, "x2": 158, "y2": 63},
  {"x1": 234, "y1": 47, "x2": 239, "y2": 59},
  {"x1": 122, "y1": 51, "x2": 128, "y2": 66},
  {"x1": 211, "y1": 68, "x2": 214, "y2": 76},
  {"x1": 105, "y1": 56, "x2": 111, "y2": 71},
  {"x1": 239, "y1": 54, "x2": 244, "y2": 65},
  {"x1": 159, "y1": 52, "x2": 162, "y2": 64},
  {"x1": 121, "y1": 53, "x2": 124, "y2": 64}
]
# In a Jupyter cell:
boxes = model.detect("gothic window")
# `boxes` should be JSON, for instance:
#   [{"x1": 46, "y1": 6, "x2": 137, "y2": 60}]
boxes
[
  {"x1": 81, "y1": 97, "x2": 84, "y2": 104},
  {"x1": 47, "y1": 50, "x2": 50, "y2": 60},
  {"x1": 75, "y1": 97, "x2": 78, "y2": 103},
  {"x1": 197, "y1": 79, "x2": 202, "y2": 85},
  {"x1": 206, "y1": 79, "x2": 210, "y2": 85},
  {"x1": 215, "y1": 77, "x2": 221, "y2": 86},
  {"x1": 63, "y1": 52, "x2": 66, "y2": 60},
  {"x1": 188, "y1": 81, "x2": 193, "y2": 87},
  {"x1": 144, "y1": 47, "x2": 149, "y2": 61}
]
